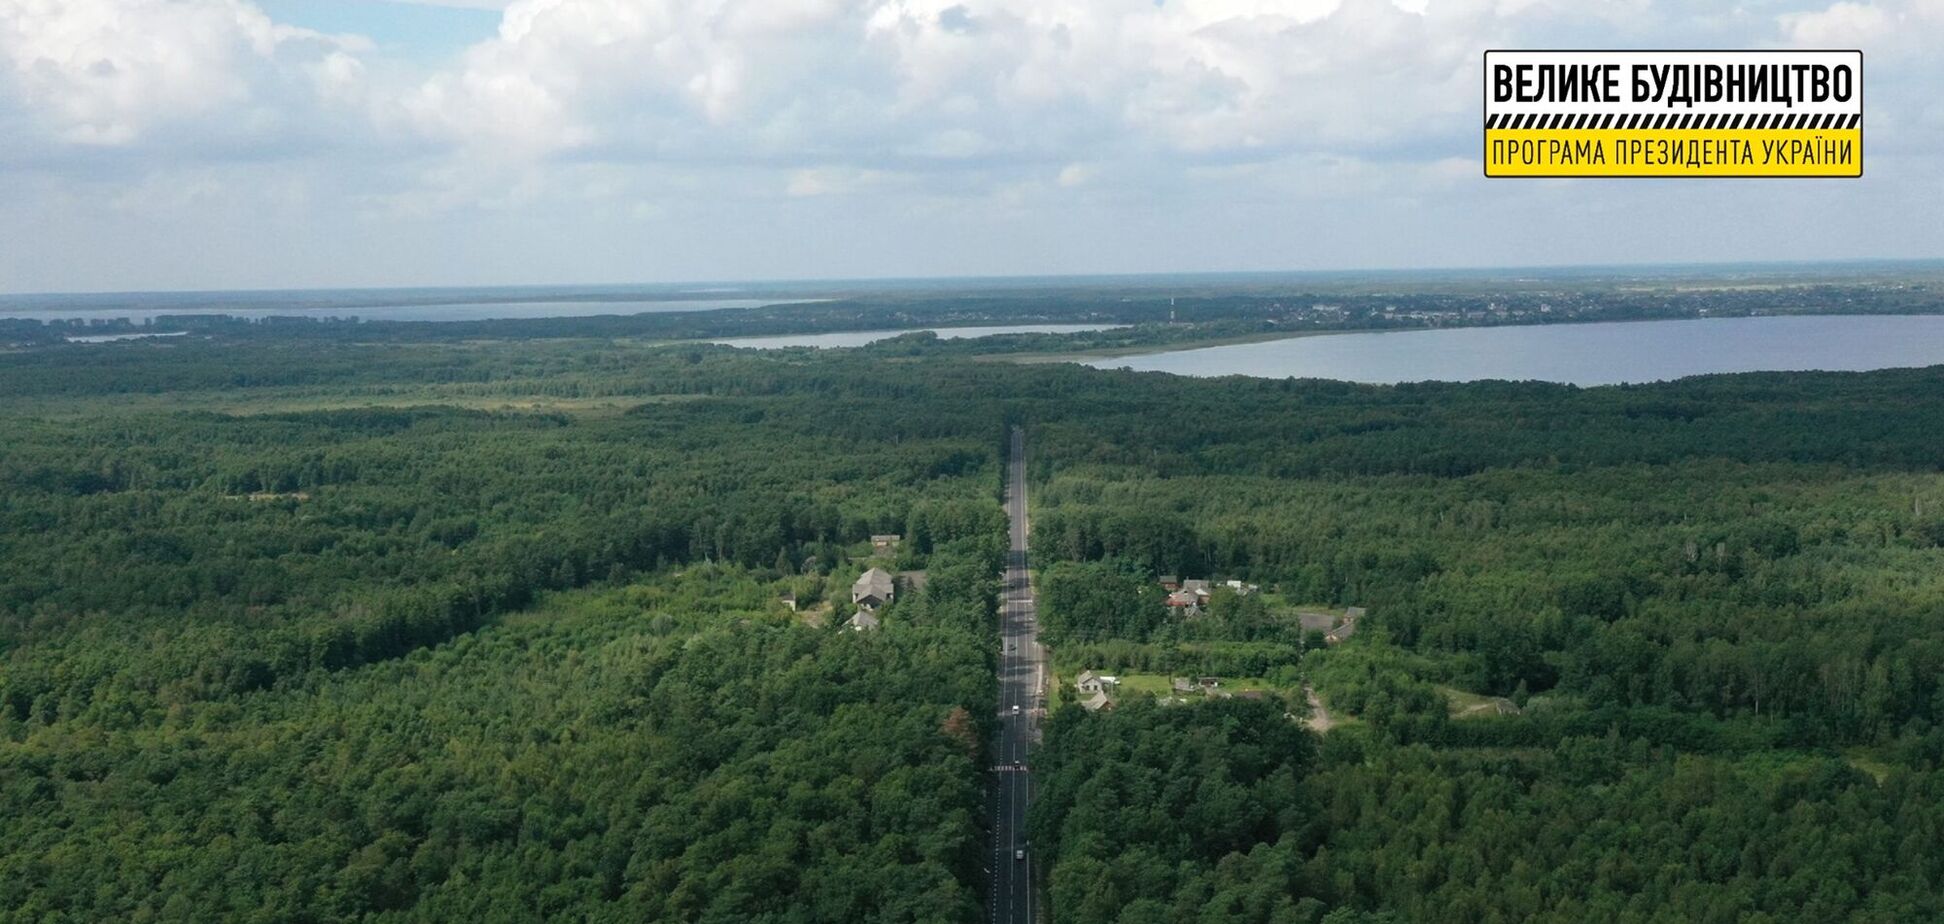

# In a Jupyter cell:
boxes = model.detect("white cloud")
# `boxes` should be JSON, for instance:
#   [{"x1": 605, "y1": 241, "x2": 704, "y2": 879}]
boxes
[
  {"x1": 0, "y1": 0, "x2": 368, "y2": 148},
  {"x1": 1778, "y1": 1, "x2": 1896, "y2": 44},
  {"x1": 0, "y1": 0, "x2": 1940, "y2": 290},
  {"x1": 371, "y1": 0, "x2": 1524, "y2": 192}
]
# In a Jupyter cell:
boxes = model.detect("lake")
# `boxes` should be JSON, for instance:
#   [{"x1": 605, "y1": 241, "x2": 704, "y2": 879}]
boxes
[
  {"x1": 715, "y1": 324, "x2": 1119, "y2": 349},
  {"x1": 1091, "y1": 315, "x2": 1944, "y2": 386}
]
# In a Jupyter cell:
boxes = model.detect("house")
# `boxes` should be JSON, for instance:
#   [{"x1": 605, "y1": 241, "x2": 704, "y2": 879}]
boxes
[
  {"x1": 779, "y1": 591, "x2": 798, "y2": 612},
  {"x1": 1297, "y1": 607, "x2": 1364, "y2": 645},
  {"x1": 845, "y1": 610, "x2": 881, "y2": 632},
  {"x1": 1297, "y1": 611, "x2": 1339, "y2": 634},
  {"x1": 1223, "y1": 579, "x2": 1260, "y2": 596},
  {"x1": 1165, "y1": 590, "x2": 1200, "y2": 608},
  {"x1": 1080, "y1": 690, "x2": 1114, "y2": 712},
  {"x1": 1075, "y1": 671, "x2": 1118, "y2": 695},
  {"x1": 1171, "y1": 677, "x2": 1196, "y2": 694},
  {"x1": 1181, "y1": 579, "x2": 1212, "y2": 600},
  {"x1": 851, "y1": 567, "x2": 896, "y2": 609},
  {"x1": 1197, "y1": 677, "x2": 1222, "y2": 691},
  {"x1": 871, "y1": 534, "x2": 902, "y2": 554},
  {"x1": 1158, "y1": 575, "x2": 1181, "y2": 592}
]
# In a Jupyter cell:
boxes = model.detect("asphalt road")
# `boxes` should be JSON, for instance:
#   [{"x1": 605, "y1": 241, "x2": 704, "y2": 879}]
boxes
[{"x1": 991, "y1": 426, "x2": 1043, "y2": 924}]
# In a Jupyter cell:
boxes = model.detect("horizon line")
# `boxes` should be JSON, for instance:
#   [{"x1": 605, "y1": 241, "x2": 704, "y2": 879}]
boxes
[{"x1": 5, "y1": 256, "x2": 1943, "y2": 301}]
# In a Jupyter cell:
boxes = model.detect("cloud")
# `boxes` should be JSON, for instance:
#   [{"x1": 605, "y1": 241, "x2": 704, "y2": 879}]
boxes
[
  {"x1": 398, "y1": 0, "x2": 1487, "y2": 167},
  {"x1": 1, "y1": 0, "x2": 1941, "y2": 290},
  {"x1": 1778, "y1": 1, "x2": 1897, "y2": 45},
  {"x1": 0, "y1": 0, "x2": 372, "y2": 152}
]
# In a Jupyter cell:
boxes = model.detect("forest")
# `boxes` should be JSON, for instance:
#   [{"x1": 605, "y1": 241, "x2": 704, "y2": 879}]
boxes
[{"x1": 4, "y1": 329, "x2": 1944, "y2": 921}]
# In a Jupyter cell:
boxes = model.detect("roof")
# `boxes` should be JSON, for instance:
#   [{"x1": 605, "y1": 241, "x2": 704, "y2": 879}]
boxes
[
  {"x1": 846, "y1": 611, "x2": 881, "y2": 631},
  {"x1": 1181, "y1": 579, "x2": 1212, "y2": 595},
  {"x1": 1329, "y1": 620, "x2": 1358, "y2": 640},
  {"x1": 852, "y1": 567, "x2": 895, "y2": 598},
  {"x1": 1297, "y1": 612, "x2": 1339, "y2": 632},
  {"x1": 1166, "y1": 591, "x2": 1199, "y2": 607},
  {"x1": 871, "y1": 534, "x2": 902, "y2": 543},
  {"x1": 1344, "y1": 606, "x2": 1367, "y2": 620},
  {"x1": 1158, "y1": 574, "x2": 1179, "y2": 584},
  {"x1": 1080, "y1": 691, "x2": 1113, "y2": 712}
]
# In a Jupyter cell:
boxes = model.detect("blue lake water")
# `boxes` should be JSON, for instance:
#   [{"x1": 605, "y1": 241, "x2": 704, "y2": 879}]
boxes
[
  {"x1": 715, "y1": 325, "x2": 1119, "y2": 349},
  {"x1": 1091, "y1": 316, "x2": 1944, "y2": 386}
]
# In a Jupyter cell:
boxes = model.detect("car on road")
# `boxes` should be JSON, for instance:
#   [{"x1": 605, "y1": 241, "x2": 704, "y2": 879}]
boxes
[
  {"x1": 1014, "y1": 848, "x2": 1026, "y2": 861},
  {"x1": 1012, "y1": 704, "x2": 1021, "y2": 714}
]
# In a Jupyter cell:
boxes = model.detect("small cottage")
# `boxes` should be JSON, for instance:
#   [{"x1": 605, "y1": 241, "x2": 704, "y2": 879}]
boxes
[
  {"x1": 851, "y1": 567, "x2": 896, "y2": 609},
  {"x1": 845, "y1": 610, "x2": 881, "y2": 632}
]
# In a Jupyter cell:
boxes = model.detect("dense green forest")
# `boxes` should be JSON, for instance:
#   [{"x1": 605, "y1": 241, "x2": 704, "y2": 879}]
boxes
[
  {"x1": 1020, "y1": 363, "x2": 1944, "y2": 922},
  {"x1": 5, "y1": 331, "x2": 1944, "y2": 921}
]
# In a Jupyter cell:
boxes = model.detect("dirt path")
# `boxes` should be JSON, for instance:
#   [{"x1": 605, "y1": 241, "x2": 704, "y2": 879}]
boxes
[{"x1": 1303, "y1": 685, "x2": 1336, "y2": 733}]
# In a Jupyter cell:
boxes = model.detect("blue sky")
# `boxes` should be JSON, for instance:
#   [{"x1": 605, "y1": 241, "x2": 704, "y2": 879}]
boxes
[
  {"x1": 0, "y1": 0, "x2": 1938, "y2": 292},
  {"x1": 255, "y1": 0, "x2": 501, "y2": 63}
]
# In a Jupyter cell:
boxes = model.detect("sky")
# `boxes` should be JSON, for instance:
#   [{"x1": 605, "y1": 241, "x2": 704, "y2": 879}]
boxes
[{"x1": 0, "y1": 0, "x2": 1939, "y2": 293}]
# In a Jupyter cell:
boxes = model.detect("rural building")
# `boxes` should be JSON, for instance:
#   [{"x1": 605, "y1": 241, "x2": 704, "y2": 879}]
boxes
[
  {"x1": 1297, "y1": 607, "x2": 1364, "y2": 645},
  {"x1": 1158, "y1": 575, "x2": 1180, "y2": 591},
  {"x1": 852, "y1": 567, "x2": 896, "y2": 609},
  {"x1": 871, "y1": 534, "x2": 902, "y2": 554},
  {"x1": 845, "y1": 611, "x2": 881, "y2": 632},
  {"x1": 1181, "y1": 579, "x2": 1212, "y2": 599},
  {"x1": 1075, "y1": 670, "x2": 1117, "y2": 695},
  {"x1": 1297, "y1": 611, "x2": 1339, "y2": 634},
  {"x1": 779, "y1": 591, "x2": 797, "y2": 612},
  {"x1": 1080, "y1": 690, "x2": 1114, "y2": 712}
]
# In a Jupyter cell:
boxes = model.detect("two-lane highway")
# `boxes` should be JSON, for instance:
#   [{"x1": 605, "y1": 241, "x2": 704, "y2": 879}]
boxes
[{"x1": 991, "y1": 426, "x2": 1043, "y2": 924}]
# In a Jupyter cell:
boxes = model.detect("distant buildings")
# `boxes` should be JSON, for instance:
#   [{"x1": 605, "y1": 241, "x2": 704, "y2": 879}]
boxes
[
  {"x1": 1157, "y1": 576, "x2": 1257, "y2": 615},
  {"x1": 871, "y1": 534, "x2": 902, "y2": 554}
]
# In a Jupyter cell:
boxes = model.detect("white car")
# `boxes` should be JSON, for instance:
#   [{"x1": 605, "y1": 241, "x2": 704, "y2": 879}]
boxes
[
  {"x1": 1012, "y1": 704, "x2": 1021, "y2": 714},
  {"x1": 1014, "y1": 848, "x2": 1026, "y2": 862}
]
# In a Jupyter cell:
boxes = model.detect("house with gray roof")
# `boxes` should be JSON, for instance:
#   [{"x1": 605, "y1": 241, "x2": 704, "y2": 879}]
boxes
[
  {"x1": 845, "y1": 610, "x2": 881, "y2": 632},
  {"x1": 851, "y1": 567, "x2": 896, "y2": 609}
]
